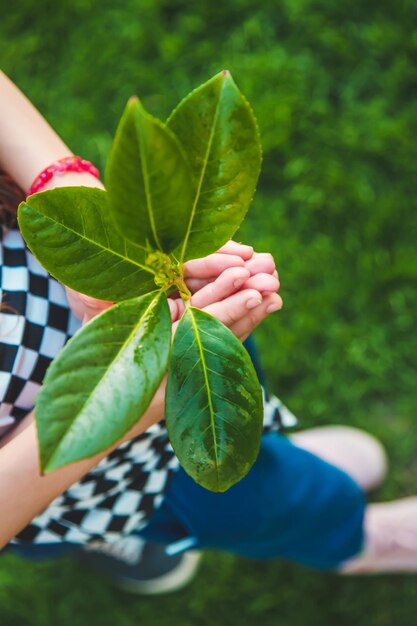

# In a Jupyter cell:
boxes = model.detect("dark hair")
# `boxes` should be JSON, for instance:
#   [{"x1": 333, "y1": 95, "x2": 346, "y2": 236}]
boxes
[{"x1": 0, "y1": 170, "x2": 25, "y2": 228}]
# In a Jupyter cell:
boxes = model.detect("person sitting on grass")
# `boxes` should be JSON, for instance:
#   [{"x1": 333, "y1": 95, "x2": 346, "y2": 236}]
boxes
[{"x1": 0, "y1": 71, "x2": 416, "y2": 595}]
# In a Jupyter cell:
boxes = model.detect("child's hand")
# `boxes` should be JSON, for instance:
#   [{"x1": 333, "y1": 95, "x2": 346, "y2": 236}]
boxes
[
  {"x1": 65, "y1": 288, "x2": 113, "y2": 325},
  {"x1": 184, "y1": 240, "x2": 278, "y2": 295},
  {"x1": 66, "y1": 241, "x2": 255, "y2": 324},
  {"x1": 171, "y1": 241, "x2": 282, "y2": 341},
  {"x1": 67, "y1": 240, "x2": 282, "y2": 340}
]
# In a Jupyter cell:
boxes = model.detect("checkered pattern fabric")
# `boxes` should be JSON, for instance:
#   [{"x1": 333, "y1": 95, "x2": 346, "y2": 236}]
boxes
[
  {"x1": 0, "y1": 228, "x2": 79, "y2": 431},
  {"x1": 0, "y1": 226, "x2": 294, "y2": 547}
]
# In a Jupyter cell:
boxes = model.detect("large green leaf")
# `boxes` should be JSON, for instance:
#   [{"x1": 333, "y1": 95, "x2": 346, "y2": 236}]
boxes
[
  {"x1": 165, "y1": 307, "x2": 263, "y2": 492},
  {"x1": 18, "y1": 187, "x2": 156, "y2": 301},
  {"x1": 36, "y1": 291, "x2": 171, "y2": 472},
  {"x1": 167, "y1": 71, "x2": 262, "y2": 261},
  {"x1": 105, "y1": 97, "x2": 194, "y2": 253}
]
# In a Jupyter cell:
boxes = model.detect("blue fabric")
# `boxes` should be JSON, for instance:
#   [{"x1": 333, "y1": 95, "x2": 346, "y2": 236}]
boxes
[
  {"x1": 139, "y1": 433, "x2": 366, "y2": 569},
  {"x1": 243, "y1": 336, "x2": 266, "y2": 386},
  {"x1": 3, "y1": 542, "x2": 77, "y2": 560}
]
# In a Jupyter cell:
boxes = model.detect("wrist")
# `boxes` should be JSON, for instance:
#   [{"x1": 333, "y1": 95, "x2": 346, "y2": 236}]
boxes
[
  {"x1": 29, "y1": 156, "x2": 102, "y2": 195},
  {"x1": 39, "y1": 170, "x2": 105, "y2": 192}
]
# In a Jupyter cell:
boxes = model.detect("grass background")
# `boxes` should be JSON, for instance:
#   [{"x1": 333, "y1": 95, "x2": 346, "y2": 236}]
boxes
[{"x1": 1, "y1": 0, "x2": 417, "y2": 623}]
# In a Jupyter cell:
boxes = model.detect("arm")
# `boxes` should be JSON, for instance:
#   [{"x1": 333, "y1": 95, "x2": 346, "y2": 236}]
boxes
[
  {"x1": 0, "y1": 380, "x2": 167, "y2": 550},
  {"x1": 0, "y1": 70, "x2": 101, "y2": 192}
]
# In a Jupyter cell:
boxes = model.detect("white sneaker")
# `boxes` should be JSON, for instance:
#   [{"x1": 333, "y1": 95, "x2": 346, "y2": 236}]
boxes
[
  {"x1": 341, "y1": 497, "x2": 417, "y2": 574},
  {"x1": 290, "y1": 425, "x2": 388, "y2": 491}
]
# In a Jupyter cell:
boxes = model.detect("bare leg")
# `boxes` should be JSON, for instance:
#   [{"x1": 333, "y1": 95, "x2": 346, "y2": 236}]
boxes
[
  {"x1": 290, "y1": 425, "x2": 388, "y2": 492},
  {"x1": 341, "y1": 497, "x2": 417, "y2": 573}
]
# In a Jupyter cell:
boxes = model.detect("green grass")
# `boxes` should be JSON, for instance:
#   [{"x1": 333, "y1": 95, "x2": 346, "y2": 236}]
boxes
[
  {"x1": 2, "y1": 550, "x2": 417, "y2": 626},
  {"x1": 1, "y1": 0, "x2": 417, "y2": 623}
]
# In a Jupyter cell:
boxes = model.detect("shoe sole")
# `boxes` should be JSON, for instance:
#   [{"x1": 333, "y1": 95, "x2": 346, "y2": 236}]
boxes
[{"x1": 112, "y1": 550, "x2": 202, "y2": 595}]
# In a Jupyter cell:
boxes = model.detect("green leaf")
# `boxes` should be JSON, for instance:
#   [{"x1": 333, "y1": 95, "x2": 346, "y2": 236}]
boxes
[
  {"x1": 167, "y1": 71, "x2": 262, "y2": 261},
  {"x1": 36, "y1": 291, "x2": 171, "y2": 472},
  {"x1": 18, "y1": 187, "x2": 156, "y2": 301},
  {"x1": 105, "y1": 97, "x2": 194, "y2": 253},
  {"x1": 165, "y1": 307, "x2": 263, "y2": 492}
]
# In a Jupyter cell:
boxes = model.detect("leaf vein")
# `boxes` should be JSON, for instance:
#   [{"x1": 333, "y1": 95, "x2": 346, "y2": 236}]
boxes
[
  {"x1": 32, "y1": 209, "x2": 155, "y2": 276},
  {"x1": 180, "y1": 81, "x2": 225, "y2": 261},
  {"x1": 47, "y1": 293, "x2": 165, "y2": 467},
  {"x1": 187, "y1": 309, "x2": 220, "y2": 482}
]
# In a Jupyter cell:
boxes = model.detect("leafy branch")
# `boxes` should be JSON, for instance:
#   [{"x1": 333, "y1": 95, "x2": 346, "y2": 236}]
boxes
[{"x1": 18, "y1": 71, "x2": 263, "y2": 492}]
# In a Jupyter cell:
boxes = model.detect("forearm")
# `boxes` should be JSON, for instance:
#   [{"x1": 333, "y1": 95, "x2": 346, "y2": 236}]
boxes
[
  {"x1": 0, "y1": 70, "x2": 101, "y2": 193},
  {"x1": 0, "y1": 379, "x2": 166, "y2": 550}
]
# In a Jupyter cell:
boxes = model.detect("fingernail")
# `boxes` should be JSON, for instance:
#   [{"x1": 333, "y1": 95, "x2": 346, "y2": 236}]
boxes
[
  {"x1": 246, "y1": 297, "x2": 262, "y2": 310},
  {"x1": 266, "y1": 302, "x2": 281, "y2": 313}
]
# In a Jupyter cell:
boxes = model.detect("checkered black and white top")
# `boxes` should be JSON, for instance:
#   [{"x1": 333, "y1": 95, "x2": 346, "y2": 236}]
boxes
[{"x1": 0, "y1": 226, "x2": 295, "y2": 547}]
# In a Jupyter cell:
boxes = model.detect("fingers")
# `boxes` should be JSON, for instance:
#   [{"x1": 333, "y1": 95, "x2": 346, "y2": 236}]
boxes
[
  {"x1": 65, "y1": 287, "x2": 85, "y2": 320},
  {"x1": 241, "y1": 272, "x2": 279, "y2": 293},
  {"x1": 82, "y1": 298, "x2": 113, "y2": 325},
  {"x1": 186, "y1": 267, "x2": 278, "y2": 294},
  {"x1": 184, "y1": 247, "x2": 277, "y2": 293},
  {"x1": 185, "y1": 277, "x2": 213, "y2": 293},
  {"x1": 179, "y1": 248, "x2": 281, "y2": 338},
  {"x1": 202, "y1": 289, "x2": 264, "y2": 327},
  {"x1": 190, "y1": 266, "x2": 251, "y2": 309},
  {"x1": 66, "y1": 289, "x2": 113, "y2": 325},
  {"x1": 170, "y1": 290, "x2": 281, "y2": 338},
  {"x1": 244, "y1": 252, "x2": 276, "y2": 277},
  {"x1": 217, "y1": 240, "x2": 254, "y2": 260},
  {"x1": 167, "y1": 298, "x2": 180, "y2": 323},
  {"x1": 183, "y1": 253, "x2": 245, "y2": 280},
  {"x1": 175, "y1": 267, "x2": 251, "y2": 319},
  {"x1": 229, "y1": 293, "x2": 283, "y2": 342}
]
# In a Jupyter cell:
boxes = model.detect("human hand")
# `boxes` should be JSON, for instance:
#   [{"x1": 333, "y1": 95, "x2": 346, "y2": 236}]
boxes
[
  {"x1": 184, "y1": 240, "x2": 278, "y2": 294},
  {"x1": 65, "y1": 288, "x2": 113, "y2": 325},
  {"x1": 138, "y1": 242, "x2": 281, "y2": 436},
  {"x1": 65, "y1": 241, "x2": 255, "y2": 323},
  {"x1": 66, "y1": 240, "x2": 282, "y2": 340},
  {"x1": 170, "y1": 241, "x2": 282, "y2": 342}
]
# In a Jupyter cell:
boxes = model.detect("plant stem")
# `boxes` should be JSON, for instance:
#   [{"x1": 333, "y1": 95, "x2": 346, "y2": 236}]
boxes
[{"x1": 174, "y1": 275, "x2": 191, "y2": 301}]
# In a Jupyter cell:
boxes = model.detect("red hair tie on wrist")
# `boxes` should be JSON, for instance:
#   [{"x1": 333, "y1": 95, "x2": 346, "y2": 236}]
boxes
[{"x1": 28, "y1": 156, "x2": 100, "y2": 196}]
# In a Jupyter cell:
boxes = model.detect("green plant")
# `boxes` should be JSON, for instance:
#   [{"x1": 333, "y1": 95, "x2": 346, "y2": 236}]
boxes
[{"x1": 18, "y1": 71, "x2": 264, "y2": 492}]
